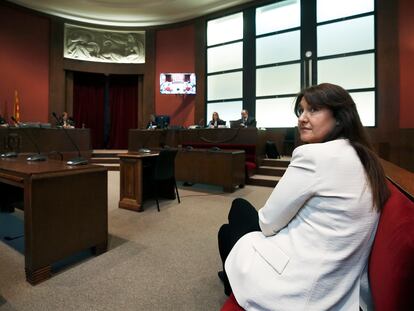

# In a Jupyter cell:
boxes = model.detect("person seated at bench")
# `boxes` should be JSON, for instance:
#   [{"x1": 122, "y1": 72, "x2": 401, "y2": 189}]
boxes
[
  {"x1": 208, "y1": 112, "x2": 226, "y2": 128},
  {"x1": 217, "y1": 83, "x2": 390, "y2": 310},
  {"x1": 236, "y1": 109, "x2": 256, "y2": 128},
  {"x1": 146, "y1": 114, "x2": 157, "y2": 129},
  {"x1": 0, "y1": 114, "x2": 7, "y2": 127},
  {"x1": 58, "y1": 112, "x2": 75, "y2": 128}
]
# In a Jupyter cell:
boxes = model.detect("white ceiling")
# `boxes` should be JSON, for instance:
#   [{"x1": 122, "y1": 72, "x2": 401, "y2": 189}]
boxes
[{"x1": 7, "y1": 0, "x2": 254, "y2": 27}]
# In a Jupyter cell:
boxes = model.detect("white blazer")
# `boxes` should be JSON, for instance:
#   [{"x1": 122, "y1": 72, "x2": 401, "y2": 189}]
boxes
[{"x1": 225, "y1": 139, "x2": 379, "y2": 311}]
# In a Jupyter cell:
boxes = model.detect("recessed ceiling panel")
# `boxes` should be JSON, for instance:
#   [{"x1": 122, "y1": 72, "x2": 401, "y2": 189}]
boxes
[{"x1": 7, "y1": 0, "x2": 254, "y2": 27}]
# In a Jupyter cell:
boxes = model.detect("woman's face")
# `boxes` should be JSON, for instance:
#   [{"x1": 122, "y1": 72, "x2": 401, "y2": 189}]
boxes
[
  {"x1": 213, "y1": 113, "x2": 218, "y2": 121},
  {"x1": 297, "y1": 98, "x2": 336, "y2": 144}
]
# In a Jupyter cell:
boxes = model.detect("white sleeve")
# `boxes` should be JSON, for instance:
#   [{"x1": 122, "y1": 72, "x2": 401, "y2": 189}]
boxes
[{"x1": 259, "y1": 146, "x2": 318, "y2": 236}]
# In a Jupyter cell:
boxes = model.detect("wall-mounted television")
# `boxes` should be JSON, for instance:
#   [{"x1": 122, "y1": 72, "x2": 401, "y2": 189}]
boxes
[{"x1": 160, "y1": 73, "x2": 196, "y2": 95}]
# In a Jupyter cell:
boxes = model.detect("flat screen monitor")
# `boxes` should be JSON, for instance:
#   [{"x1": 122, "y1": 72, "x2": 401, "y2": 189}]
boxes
[
  {"x1": 229, "y1": 120, "x2": 241, "y2": 128},
  {"x1": 160, "y1": 73, "x2": 196, "y2": 95},
  {"x1": 155, "y1": 115, "x2": 170, "y2": 129}
]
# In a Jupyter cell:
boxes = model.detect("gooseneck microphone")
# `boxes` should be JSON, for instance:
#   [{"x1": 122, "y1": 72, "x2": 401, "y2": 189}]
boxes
[
  {"x1": 11, "y1": 116, "x2": 47, "y2": 161},
  {"x1": 0, "y1": 120, "x2": 18, "y2": 158},
  {"x1": 52, "y1": 112, "x2": 88, "y2": 166}
]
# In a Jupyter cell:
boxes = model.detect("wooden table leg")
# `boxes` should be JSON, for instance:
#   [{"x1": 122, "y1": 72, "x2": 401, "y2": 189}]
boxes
[{"x1": 25, "y1": 265, "x2": 51, "y2": 285}]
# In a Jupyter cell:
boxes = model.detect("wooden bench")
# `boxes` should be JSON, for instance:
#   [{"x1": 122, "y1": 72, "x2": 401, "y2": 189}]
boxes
[
  {"x1": 181, "y1": 143, "x2": 257, "y2": 177},
  {"x1": 175, "y1": 148, "x2": 245, "y2": 192}
]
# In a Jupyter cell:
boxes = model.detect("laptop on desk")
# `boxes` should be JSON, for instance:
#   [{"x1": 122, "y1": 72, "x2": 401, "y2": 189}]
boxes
[{"x1": 229, "y1": 120, "x2": 241, "y2": 128}]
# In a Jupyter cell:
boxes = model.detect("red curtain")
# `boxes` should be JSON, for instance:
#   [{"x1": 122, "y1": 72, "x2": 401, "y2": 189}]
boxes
[
  {"x1": 107, "y1": 75, "x2": 138, "y2": 149},
  {"x1": 73, "y1": 72, "x2": 105, "y2": 149}
]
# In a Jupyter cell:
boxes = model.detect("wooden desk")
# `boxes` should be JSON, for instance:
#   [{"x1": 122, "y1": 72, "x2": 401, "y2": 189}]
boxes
[
  {"x1": 175, "y1": 149, "x2": 245, "y2": 192},
  {"x1": 179, "y1": 128, "x2": 262, "y2": 145},
  {"x1": 128, "y1": 128, "x2": 267, "y2": 161},
  {"x1": 0, "y1": 127, "x2": 92, "y2": 160},
  {"x1": 128, "y1": 129, "x2": 179, "y2": 150},
  {"x1": 0, "y1": 158, "x2": 108, "y2": 285}
]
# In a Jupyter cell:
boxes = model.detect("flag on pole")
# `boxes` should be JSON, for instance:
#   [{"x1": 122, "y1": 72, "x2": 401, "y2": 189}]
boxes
[{"x1": 14, "y1": 90, "x2": 20, "y2": 122}]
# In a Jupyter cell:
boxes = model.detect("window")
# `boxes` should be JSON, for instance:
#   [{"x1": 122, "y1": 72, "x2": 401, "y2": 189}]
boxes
[
  {"x1": 205, "y1": 0, "x2": 376, "y2": 127},
  {"x1": 206, "y1": 13, "x2": 243, "y2": 126},
  {"x1": 255, "y1": 0, "x2": 301, "y2": 128},
  {"x1": 316, "y1": 0, "x2": 376, "y2": 126}
]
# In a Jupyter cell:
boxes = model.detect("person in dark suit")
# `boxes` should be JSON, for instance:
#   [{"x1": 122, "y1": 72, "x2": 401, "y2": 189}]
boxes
[
  {"x1": 58, "y1": 112, "x2": 75, "y2": 128},
  {"x1": 0, "y1": 114, "x2": 6, "y2": 126},
  {"x1": 146, "y1": 114, "x2": 157, "y2": 129},
  {"x1": 237, "y1": 109, "x2": 256, "y2": 127},
  {"x1": 208, "y1": 112, "x2": 226, "y2": 128}
]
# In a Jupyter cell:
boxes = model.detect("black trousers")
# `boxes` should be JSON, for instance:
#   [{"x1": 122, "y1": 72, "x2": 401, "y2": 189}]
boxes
[{"x1": 218, "y1": 198, "x2": 260, "y2": 294}]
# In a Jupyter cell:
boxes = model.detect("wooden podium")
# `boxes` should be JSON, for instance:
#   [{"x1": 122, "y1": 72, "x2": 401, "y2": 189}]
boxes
[
  {"x1": 118, "y1": 152, "x2": 177, "y2": 212},
  {"x1": 118, "y1": 152, "x2": 158, "y2": 212}
]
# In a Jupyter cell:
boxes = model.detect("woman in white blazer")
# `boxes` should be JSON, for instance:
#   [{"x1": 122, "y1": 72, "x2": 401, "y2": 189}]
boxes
[{"x1": 218, "y1": 83, "x2": 390, "y2": 310}]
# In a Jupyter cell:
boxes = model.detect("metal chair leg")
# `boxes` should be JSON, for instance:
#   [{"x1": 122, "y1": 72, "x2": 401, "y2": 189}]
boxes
[
  {"x1": 156, "y1": 198, "x2": 160, "y2": 212},
  {"x1": 174, "y1": 180, "x2": 180, "y2": 204},
  {"x1": 154, "y1": 186, "x2": 160, "y2": 212}
]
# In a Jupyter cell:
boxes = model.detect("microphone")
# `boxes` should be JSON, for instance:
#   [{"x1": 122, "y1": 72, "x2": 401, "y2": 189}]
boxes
[
  {"x1": 11, "y1": 116, "x2": 47, "y2": 161},
  {"x1": 0, "y1": 122, "x2": 18, "y2": 158},
  {"x1": 138, "y1": 127, "x2": 157, "y2": 153},
  {"x1": 52, "y1": 112, "x2": 87, "y2": 166}
]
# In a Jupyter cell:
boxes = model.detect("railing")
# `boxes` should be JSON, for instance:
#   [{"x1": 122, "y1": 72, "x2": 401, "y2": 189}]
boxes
[{"x1": 381, "y1": 159, "x2": 414, "y2": 201}]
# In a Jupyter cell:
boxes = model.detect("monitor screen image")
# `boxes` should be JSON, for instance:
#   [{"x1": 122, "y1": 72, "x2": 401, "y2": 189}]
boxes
[
  {"x1": 160, "y1": 73, "x2": 196, "y2": 95},
  {"x1": 155, "y1": 115, "x2": 170, "y2": 129}
]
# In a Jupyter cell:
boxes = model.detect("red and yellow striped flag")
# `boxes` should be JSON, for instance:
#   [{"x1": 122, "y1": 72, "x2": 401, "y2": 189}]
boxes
[{"x1": 14, "y1": 90, "x2": 20, "y2": 122}]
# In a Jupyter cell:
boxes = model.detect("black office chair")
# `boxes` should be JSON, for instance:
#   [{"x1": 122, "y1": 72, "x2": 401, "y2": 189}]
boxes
[{"x1": 151, "y1": 148, "x2": 180, "y2": 212}]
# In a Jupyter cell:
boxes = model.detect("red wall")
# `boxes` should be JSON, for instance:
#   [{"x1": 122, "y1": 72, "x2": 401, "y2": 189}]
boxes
[
  {"x1": 0, "y1": 4, "x2": 50, "y2": 123},
  {"x1": 155, "y1": 24, "x2": 196, "y2": 127},
  {"x1": 399, "y1": 0, "x2": 414, "y2": 128}
]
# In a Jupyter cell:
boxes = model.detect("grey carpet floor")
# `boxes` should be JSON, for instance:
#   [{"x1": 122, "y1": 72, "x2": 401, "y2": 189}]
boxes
[{"x1": 0, "y1": 171, "x2": 272, "y2": 311}]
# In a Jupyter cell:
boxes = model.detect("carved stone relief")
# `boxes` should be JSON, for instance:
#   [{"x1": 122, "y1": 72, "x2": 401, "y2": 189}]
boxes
[{"x1": 64, "y1": 24, "x2": 145, "y2": 64}]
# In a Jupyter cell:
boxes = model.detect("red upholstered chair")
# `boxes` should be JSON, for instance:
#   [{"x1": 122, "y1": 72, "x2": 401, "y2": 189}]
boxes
[
  {"x1": 220, "y1": 293, "x2": 244, "y2": 311},
  {"x1": 368, "y1": 182, "x2": 414, "y2": 310}
]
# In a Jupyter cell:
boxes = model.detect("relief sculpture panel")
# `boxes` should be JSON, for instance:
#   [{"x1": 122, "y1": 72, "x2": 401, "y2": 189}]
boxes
[{"x1": 64, "y1": 24, "x2": 145, "y2": 64}]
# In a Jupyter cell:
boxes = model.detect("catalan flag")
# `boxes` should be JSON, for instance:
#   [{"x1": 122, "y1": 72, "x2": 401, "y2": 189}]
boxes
[{"x1": 14, "y1": 90, "x2": 20, "y2": 122}]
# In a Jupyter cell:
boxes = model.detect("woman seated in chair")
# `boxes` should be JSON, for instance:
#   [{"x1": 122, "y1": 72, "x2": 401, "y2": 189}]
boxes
[
  {"x1": 208, "y1": 112, "x2": 226, "y2": 128},
  {"x1": 217, "y1": 83, "x2": 390, "y2": 310}
]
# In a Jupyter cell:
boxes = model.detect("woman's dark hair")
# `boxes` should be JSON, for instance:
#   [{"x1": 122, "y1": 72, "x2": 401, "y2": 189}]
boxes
[{"x1": 294, "y1": 83, "x2": 390, "y2": 211}]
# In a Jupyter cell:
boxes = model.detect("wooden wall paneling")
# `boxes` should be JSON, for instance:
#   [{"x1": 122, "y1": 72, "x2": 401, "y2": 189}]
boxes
[
  {"x1": 62, "y1": 59, "x2": 145, "y2": 75},
  {"x1": 65, "y1": 71, "x2": 74, "y2": 115},
  {"x1": 376, "y1": 0, "x2": 400, "y2": 136},
  {"x1": 398, "y1": 0, "x2": 414, "y2": 128},
  {"x1": 49, "y1": 18, "x2": 66, "y2": 123},
  {"x1": 373, "y1": 0, "x2": 414, "y2": 172},
  {"x1": 137, "y1": 75, "x2": 144, "y2": 128}
]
